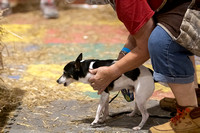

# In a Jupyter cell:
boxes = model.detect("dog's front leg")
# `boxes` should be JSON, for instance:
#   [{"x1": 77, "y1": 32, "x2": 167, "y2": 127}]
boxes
[
  {"x1": 91, "y1": 91, "x2": 109, "y2": 125},
  {"x1": 100, "y1": 93, "x2": 109, "y2": 123}
]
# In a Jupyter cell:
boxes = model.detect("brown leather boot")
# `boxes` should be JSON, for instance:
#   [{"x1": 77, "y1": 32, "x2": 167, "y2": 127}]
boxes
[
  {"x1": 160, "y1": 97, "x2": 177, "y2": 113},
  {"x1": 149, "y1": 106, "x2": 200, "y2": 133},
  {"x1": 160, "y1": 88, "x2": 200, "y2": 112}
]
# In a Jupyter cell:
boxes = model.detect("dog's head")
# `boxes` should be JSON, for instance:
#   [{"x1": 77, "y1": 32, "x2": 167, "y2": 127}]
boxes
[{"x1": 57, "y1": 53, "x2": 83, "y2": 86}]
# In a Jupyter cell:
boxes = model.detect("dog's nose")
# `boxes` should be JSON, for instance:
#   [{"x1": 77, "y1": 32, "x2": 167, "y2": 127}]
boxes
[{"x1": 56, "y1": 79, "x2": 60, "y2": 84}]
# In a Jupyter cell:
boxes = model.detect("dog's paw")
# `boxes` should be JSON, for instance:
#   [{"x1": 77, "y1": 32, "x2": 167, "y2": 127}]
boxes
[
  {"x1": 90, "y1": 122, "x2": 105, "y2": 128},
  {"x1": 127, "y1": 112, "x2": 135, "y2": 117},
  {"x1": 91, "y1": 121, "x2": 97, "y2": 126},
  {"x1": 132, "y1": 126, "x2": 141, "y2": 131}
]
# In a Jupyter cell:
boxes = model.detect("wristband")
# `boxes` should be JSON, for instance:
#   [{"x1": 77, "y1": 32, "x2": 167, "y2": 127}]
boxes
[
  {"x1": 122, "y1": 47, "x2": 131, "y2": 53},
  {"x1": 120, "y1": 47, "x2": 131, "y2": 55}
]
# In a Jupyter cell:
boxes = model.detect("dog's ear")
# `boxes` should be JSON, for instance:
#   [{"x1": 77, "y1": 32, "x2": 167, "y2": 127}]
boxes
[
  {"x1": 76, "y1": 53, "x2": 82, "y2": 62},
  {"x1": 75, "y1": 53, "x2": 82, "y2": 71}
]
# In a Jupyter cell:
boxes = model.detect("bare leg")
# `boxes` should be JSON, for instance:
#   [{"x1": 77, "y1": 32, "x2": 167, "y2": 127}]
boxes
[{"x1": 169, "y1": 82, "x2": 198, "y2": 107}]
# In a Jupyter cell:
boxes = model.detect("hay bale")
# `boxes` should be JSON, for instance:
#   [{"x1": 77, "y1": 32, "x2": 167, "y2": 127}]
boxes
[
  {"x1": 0, "y1": 80, "x2": 25, "y2": 132},
  {"x1": 0, "y1": 10, "x2": 23, "y2": 132}
]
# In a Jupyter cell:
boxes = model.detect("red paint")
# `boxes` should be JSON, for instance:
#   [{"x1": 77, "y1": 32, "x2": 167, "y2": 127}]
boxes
[{"x1": 43, "y1": 25, "x2": 128, "y2": 44}]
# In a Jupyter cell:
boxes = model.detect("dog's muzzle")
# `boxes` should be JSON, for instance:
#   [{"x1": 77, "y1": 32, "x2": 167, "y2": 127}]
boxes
[{"x1": 57, "y1": 78, "x2": 68, "y2": 86}]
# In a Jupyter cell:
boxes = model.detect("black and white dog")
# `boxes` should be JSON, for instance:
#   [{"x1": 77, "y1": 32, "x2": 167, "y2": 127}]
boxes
[{"x1": 57, "y1": 53, "x2": 155, "y2": 130}]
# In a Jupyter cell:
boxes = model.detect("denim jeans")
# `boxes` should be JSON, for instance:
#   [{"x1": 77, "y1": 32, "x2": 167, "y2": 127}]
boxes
[{"x1": 148, "y1": 25, "x2": 194, "y2": 84}]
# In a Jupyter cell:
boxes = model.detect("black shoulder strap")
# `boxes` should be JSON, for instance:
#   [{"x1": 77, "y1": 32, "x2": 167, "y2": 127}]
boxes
[{"x1": 109, "y1": 91, "x2": 120, "y2": 103}]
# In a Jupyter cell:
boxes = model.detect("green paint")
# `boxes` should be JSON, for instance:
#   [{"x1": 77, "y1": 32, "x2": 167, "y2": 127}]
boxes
[
  {"x1": 84, "y1": 91, "x2": 100, "y2": 99},
  {"x1": 44, "y1": 43, "x2": 124, "y2": 63}
]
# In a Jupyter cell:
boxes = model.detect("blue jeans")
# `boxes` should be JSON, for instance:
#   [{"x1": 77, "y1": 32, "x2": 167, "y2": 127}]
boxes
[{"x1": 148, "y1": 25, "x2": 194, "y2": 84}]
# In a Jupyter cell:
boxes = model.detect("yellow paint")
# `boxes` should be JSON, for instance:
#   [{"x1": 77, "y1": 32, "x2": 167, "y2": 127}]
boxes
[
  {"x1": 23, "y1": 64, "x2": 63, "y2": 81},
  {"x1": 155, "y1": 83, "x2": 171, "y2": 92},
  {"x1": 22, "y1": 64, "x2": 95, "y2": 92},
  {"x1": 144, "y1": 64, "x2": 153, "y2": 69},
  {"x1": 2, "y1": 24, "x2": 45, "y2": 43}
]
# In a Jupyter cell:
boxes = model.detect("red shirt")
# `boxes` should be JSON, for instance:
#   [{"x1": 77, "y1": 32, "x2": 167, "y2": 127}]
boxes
[{"x1": 115, "y1": 0, "x2": 154, "y2": 35}]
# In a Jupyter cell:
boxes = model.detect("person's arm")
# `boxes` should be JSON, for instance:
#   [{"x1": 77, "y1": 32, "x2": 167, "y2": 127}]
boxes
[
  {"x1": 89, "y1": 18, "x2": 155, "y2": 94},
  {"x1": 114, "y1": 18, "x2": 154, "y2": 73},
  {"x1": 117, "y1": 34, "x2": 136, "y2": 60}
]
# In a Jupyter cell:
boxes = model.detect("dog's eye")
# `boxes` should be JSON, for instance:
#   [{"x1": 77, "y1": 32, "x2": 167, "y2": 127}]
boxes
[
  {"x1": 63, "y1": 72, "x2": 67, "y2": 75},
  {"x1": 65, "y1": 74, "x2": 73, "y2": 78},
  {"x1": 69, "y1": 75, "x2": 73, "y2": 78}
]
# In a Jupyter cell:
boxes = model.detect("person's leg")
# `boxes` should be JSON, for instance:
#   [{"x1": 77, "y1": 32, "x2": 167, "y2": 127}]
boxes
[
  {"x1": 40, "y1": 0, "x2": 59, "y2": 19},
  {"x1": 148, "y1": 25, "x2": 200, "y2": 133},
  {"x1": 0, "y1": 0, "x2": 11, "y2": 16},
  {"x1": 160, "y1": 56, "x2": 200, "y2": 112},
  {"x1": 168, "y1": 62, "x2": 199, "y2": 107},
  {"x1": 169, "y1": 82, "x2": 198, "y2": 107}
]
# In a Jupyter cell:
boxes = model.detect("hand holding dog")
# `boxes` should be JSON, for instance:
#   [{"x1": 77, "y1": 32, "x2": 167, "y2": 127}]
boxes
[{"x1": 89, "y1": 65, "x2": 122, "y2": 94}]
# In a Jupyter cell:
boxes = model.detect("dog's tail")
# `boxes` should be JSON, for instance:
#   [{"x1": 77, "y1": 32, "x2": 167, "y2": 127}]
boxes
[
  {"x1": 148, "y1": 68, "x2": 158, "y2": 83},
  {"x1": 149, "y1": 68, "x2": 169, "y2": 87}
]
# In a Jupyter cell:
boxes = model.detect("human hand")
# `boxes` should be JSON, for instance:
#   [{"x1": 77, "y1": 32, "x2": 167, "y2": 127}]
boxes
[{"x1": 89, "y1": 65, "x2": 121, "y2": 95}]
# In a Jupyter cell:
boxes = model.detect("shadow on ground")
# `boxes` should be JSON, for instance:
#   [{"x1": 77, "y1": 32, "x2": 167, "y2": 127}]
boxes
[
  {"x1": 71, "y1": 104, "x2": 171, "y2": 130},
  {"x1": 0, "y1": 83, "x2": 25, "y2": 132}
]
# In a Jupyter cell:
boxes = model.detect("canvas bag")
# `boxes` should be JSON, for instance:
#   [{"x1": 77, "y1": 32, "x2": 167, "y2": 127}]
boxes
[{"x1": 175, "y1": 0, "x2": 200, "y2": 56}]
